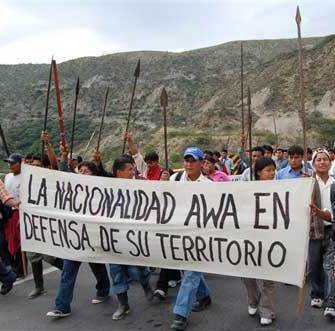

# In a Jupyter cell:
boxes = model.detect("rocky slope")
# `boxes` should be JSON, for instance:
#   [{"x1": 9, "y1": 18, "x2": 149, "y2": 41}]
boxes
[{"x1": 0, "y1": 35, "x2": 334, "y2": 168}]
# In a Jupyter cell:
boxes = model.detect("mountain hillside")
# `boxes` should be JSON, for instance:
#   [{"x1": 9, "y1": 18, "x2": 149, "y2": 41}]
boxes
[{"x1": 0, "y1": 35, "x2": 334, "y2": 169}]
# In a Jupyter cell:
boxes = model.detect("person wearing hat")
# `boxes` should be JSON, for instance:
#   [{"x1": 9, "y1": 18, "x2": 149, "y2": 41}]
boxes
[
  {"x1": 3, "y1": 153, "x2": 24, "y2": 278},
  {"x1": 170, "y1": 147, "x2": 212, "y2": 331},
  {"x1": 4, "y1": 153, "x2": 22, "y2": 201},
  {"x1": 309, "y1": 149, "x2": 335, "y2": 318}
]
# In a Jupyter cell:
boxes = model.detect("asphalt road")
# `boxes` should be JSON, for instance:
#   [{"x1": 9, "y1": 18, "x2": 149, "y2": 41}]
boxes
[{"x1": 0, "y1": 265, "x2": 334, "y2": 331}]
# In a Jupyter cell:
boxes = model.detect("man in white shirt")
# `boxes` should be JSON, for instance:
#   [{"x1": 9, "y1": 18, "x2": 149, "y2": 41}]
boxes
[
  {"x1": 309, "y1": 149, "x2": 335, "y2": 318},
  {"x1": 4, "y1": 153, "x2": 22, "y2": 200},
  {"x1": 170, "y1": 147, "x2": 211, "y2": 330}
]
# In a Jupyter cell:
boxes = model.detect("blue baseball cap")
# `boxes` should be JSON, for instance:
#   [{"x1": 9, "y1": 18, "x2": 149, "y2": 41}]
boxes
[{"x1": 183, "y1": 147, "x2": 204, "y2": 160}]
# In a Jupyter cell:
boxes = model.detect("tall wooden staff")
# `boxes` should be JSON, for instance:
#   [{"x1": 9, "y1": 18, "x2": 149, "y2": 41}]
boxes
[
  {"x1": 41, "y1": 58, "x2": 53, "y2": 156},
  {"x1": 160, "y1": 88, "x2": 168, "y2": 169},
  {"x1": 295, "y1": 6, "x2": 308, "y2": 173},
  {"x1": 82, "y1": 129, "x2": 96, "y2": 160},
  {"x1": 122, "y1": 59, "x2": 140, "y2": 155},
  {"x1": 96, "y1": 87, "x2": 109, "y2": 152},
  {"x1": 247, "y1": 87, "x2": 253, "y2": 181},
  {"x1": 0, "y1": 124, "x2": 10, "y2": 157},
  {"x1": 240, "y1": 42, "x2": 245, "y2": 148},
  {"x1": 272, "y1": 109, "x2": 279, "y2": 148},
  {"x1": 225, "y1": 136, "x2": 230, "y2": 149},
  {"x1": 51, "y1": 60, "x2": 67, "y2": 148},
  {"x1": 295, "y1": 7, "x2": 309, "y2": 316},
  {"x1": 69, "y1": 77, "x2": 80, "y2": 160}
]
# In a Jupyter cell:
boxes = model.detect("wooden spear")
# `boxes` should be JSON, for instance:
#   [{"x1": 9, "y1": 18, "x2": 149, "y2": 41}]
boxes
[
  {"x1": 82, "y1": 128, "x2": 96, "y2": 160},
  {"x1": 41, "y1": 57, "x2": 53, "y2": 156},
  {"x1": 0, "y1": 124, "x2": 10, "y2": 157},
  {"x1": 160, "y1": 88, "x2": 169, "y2": 169},
  {"x1": 295, "y1": 6, "x2": 308, "y2": 173},
  {"x1": 296, "y1": 6, "x2": 309, "y2": 316},
  {"x1": 272, "y1": 109, "x2": 279, "y2": 149},
  {"x1": 240, "y1": 42, "x2": 245, "y2": 148},
  {"x1": 96, "y1": 87, "x2": 109, "y2": 152},
  {"x1": 247, "y1": 87, "x2": 253, "y2": 181},
  {"x1": 122, "y1": 59, "x2": 140, "y2": 155},
  {"x1": 51, "y1": 60, "x2": 67, "y2": 148},
  {"x1": 225, "y1": 136, "x2": 230, "y2": 149},
  {"x1": 69, "y1": 77, "x2": 80, "y2": 160}
]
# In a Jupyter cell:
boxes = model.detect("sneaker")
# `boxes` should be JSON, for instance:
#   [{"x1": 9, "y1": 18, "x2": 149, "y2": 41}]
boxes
[
  {"x1": 112, "y1": 304, "x2": 130, "y2": 320},
  {"x1": 324, "y1": 307, "x2": 335, "y2": 318},
  {"x1": 248, "y1": 306, "x2": 258, "y2": 316},
  {"x1": 311, "y1": 298, "x2": 323, "y2": 308},
  {"x1": 260, "y1": 317, "x2": 272, "y2": 326},
  {"x1": 171, "y1": 314, "x2": 187, "y2": 330},
  {"x1": 153, "y1": 289, "x2": 167, "y2": 300},
  {"x1": 143, "y1": 285, "x2": 153, "y2": 301},
  {"x1": 91, "y1": 295, "x2": 109, "y2": 304},
  {"x1": 28, "y1": 287, "x2": 46, "y2": 300},
  {"x1": 46, "y1": 310, "x2": 71, "y2": 318},
  {"x1": 168, "y1": 280, "x2": 181, "y2": 288},
  {"x1": 0, "y1": 284, "x2": 13, "y2": 296},
  {"x1": 192, "y1": 296, "x2": 211, "y2": 312}
]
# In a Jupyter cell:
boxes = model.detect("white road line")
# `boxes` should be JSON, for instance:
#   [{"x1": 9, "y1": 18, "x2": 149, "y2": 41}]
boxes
[{"x1": 14, "y1": 267, "x2": 58, "y2": 286}]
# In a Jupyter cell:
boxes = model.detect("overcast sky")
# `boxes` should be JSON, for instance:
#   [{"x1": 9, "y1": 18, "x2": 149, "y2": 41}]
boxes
[{"x1": 0, "y1": 0, "x2": 334, "y2": 64}]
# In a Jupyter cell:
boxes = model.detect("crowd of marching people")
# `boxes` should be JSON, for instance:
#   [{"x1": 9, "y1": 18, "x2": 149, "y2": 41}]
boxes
[{"x1": 0, "y1": 130, "x2": 335, "y2": 330}]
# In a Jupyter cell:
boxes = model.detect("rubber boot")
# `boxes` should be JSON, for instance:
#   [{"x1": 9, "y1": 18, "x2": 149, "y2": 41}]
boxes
[{"x1": 28, "y1": 260, "x2": 45, "y2": 299}]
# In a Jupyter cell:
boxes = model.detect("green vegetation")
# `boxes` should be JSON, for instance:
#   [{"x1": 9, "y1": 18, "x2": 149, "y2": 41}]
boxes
[
  {"x1": 0, "y1": 34, "x2": 334, "y2": 164},
  {"x1": 309, "y1": 111, "x2": 335, "y2": 146}
]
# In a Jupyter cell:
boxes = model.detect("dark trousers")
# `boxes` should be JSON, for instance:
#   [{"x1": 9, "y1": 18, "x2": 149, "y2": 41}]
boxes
[
  {"x1": 156, "y1": 268, "x2": 181, "y2": 293},
  {"x1": 0, "y1": 260, "x2": 16, "y2": 286},
  {"x1": 0, "y1": 223, "x2": 11, "y2": 266},
  {"x1": 309, "y1": 239, "x2": 324, "y2": 299}
]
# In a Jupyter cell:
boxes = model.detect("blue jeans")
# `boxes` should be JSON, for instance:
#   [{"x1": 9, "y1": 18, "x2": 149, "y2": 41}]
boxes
[
  {"x1": 0, "y1": 260, "x2": 16, "y2": 286},
  {"x1": 323, "y1": 232, "x2": 335, "y2": 308},
  {"x1": 109, "y1": 264, "x2": 150, "y2": 294},
  {"x1": 55, "y1": 260, "x2": 110, "y2": 313},
  {"x1": 173, "y1": 271, "x2": 210, "y2": 318}
]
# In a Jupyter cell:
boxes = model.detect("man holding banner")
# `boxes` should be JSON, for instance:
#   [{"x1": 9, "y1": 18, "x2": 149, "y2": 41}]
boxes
[
  {"x1": 19, "y1": 144, "x2": 315, "y2": 328},
  {"x1": 309, "y1": 149, "x2": 335, "y2": 318},
  {"x1": 170, "y1": 147, "x2": 212, "y2": 331},
  {"x1": 109, "y1": 156, "x2": 153, "y2": 321}
]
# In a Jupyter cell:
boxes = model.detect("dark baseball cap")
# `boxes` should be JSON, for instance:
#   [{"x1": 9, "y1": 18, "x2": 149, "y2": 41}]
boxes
[{"x1": 4, "y1": 153, "x2": 23, "y2": 164}]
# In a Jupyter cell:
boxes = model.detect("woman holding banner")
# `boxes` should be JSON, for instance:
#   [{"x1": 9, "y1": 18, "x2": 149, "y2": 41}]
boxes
[{"x1": 242, "y1": 157, "x2": 277, "y2": 326}]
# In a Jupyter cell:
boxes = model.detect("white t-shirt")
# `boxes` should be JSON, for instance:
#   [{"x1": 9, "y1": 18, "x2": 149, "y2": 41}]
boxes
[
  {"x1": 316, "y1": 175, "x2": 335, "y2": 226},
  {"x1": 170, "y1": 171, "x2": 210, "y2": 183},
  {"x1": 4, "y1": 173, "x2": 21, "y2": 200}
]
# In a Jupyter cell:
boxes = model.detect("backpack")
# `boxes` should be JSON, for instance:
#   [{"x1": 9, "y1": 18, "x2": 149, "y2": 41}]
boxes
[{"x1": 174, "y1": 172, "x2": 183, "y2": 181}]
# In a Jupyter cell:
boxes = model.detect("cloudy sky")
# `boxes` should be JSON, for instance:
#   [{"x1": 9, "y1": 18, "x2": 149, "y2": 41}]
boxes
[{"x1": 0, "y1": 0, "x2": 334, "y2": 64}]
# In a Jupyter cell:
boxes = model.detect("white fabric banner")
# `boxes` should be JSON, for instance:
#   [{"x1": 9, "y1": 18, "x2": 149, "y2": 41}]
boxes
[{"x1": 20, "y1": 164, "x2": 314, "y2": 287}]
